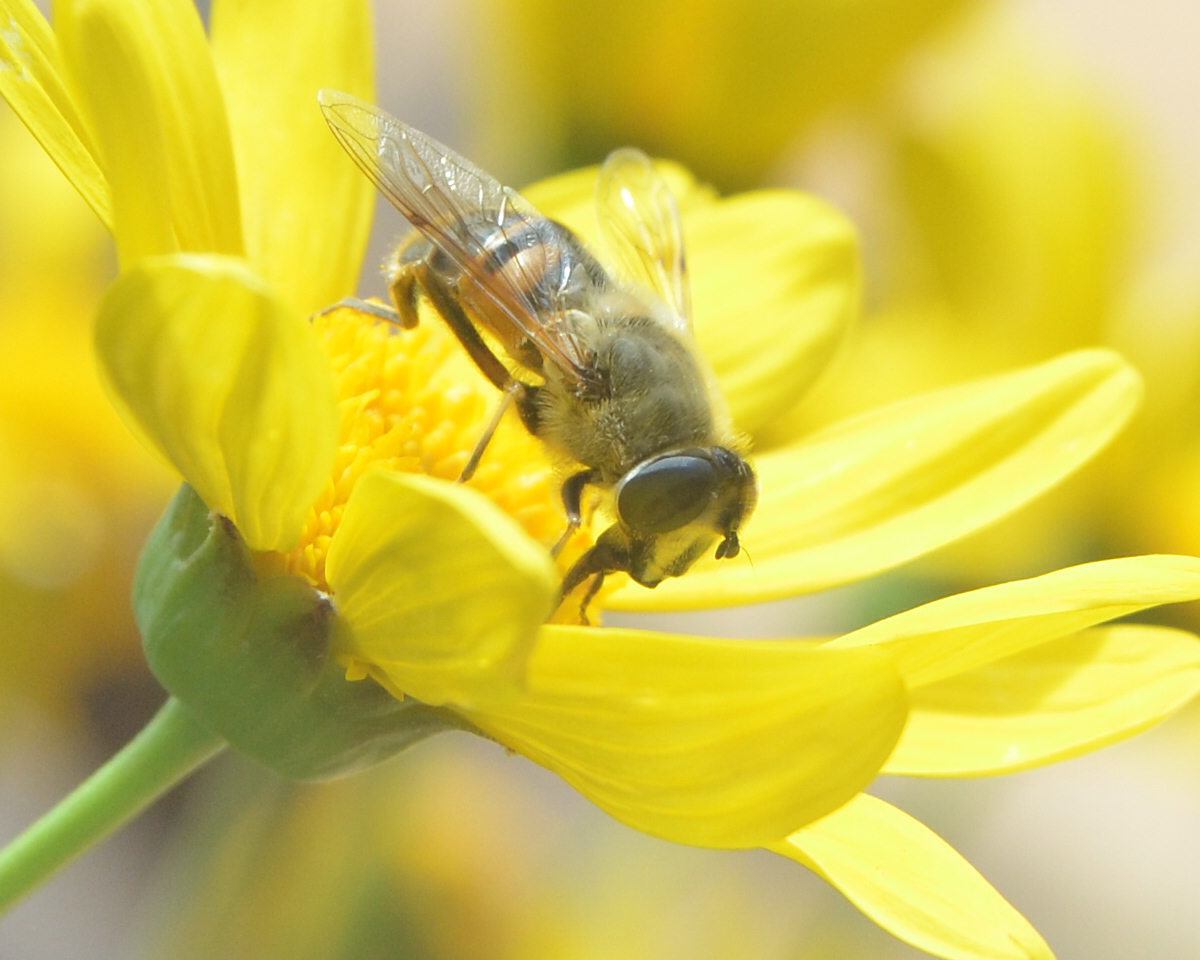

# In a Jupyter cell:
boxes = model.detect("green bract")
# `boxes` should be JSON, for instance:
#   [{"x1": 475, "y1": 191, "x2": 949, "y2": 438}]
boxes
[{"x1": 135, "y1": 484, "x2": 464, "y2": 780}]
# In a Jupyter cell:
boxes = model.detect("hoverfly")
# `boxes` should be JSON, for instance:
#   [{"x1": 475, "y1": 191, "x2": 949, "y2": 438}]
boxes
[{"x1": 319, "y1": 90, "x2": 757, "y2": 616}]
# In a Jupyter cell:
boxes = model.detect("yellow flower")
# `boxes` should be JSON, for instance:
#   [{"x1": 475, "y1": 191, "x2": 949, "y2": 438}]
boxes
[{"x1": 6, "y1": 2, "x2": 1200, "y2": 958}]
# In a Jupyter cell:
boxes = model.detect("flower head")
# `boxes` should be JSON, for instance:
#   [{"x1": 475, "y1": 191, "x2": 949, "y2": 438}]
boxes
[{"x1": 6, "y1": 1, "x2": 1200, "y2": 958}]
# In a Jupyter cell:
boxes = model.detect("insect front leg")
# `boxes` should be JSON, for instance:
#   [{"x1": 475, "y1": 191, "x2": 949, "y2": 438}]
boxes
[
  {"x1": 552, "y1": 468, "x2": 601, "y2": 558},
  {"x1": 559, "y1": 524, "x2": 631, "y2": 622}
]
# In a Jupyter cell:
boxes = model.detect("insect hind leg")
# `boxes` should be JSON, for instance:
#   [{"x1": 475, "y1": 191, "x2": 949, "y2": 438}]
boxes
[
  {"x1": 405, "y1": 265, "x2": 543, "y2": 481},
  {"x1": 415, "y1": 269, "x2": 517, "y2": 393}
]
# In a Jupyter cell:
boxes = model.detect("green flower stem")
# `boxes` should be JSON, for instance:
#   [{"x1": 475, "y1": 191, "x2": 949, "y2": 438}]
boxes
[{"x1": 0, "y1": 697, "x2": 226, "y2": 914}]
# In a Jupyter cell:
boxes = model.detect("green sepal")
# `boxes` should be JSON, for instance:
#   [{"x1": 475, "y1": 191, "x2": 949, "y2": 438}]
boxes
[{"x1": 135, "y1": 484, "x2": 464, "y2": 780}]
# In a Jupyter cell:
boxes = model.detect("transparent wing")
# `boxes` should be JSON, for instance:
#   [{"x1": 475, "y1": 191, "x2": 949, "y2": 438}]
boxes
[
  {"x1": 595, "y1": 147, "x2": 692, "y2": 331},
  {"x1": 318, "y1": 89, "x2": 588, "y2": 376}
]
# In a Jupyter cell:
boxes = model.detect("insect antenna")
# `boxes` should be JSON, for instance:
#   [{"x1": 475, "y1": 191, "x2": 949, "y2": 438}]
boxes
[{"x1": 740, "y1": 543, "x2": 755, "y2": 570}]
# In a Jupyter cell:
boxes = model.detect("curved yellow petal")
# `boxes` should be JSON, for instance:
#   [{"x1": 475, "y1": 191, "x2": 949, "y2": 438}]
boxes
[
  {"x1": 468, "y1": 626, "x2": 906, "y2": 849},
  {"x1": 94, "y1": 254, "x2": 336, "y2": 551},
  {"x1": 325, "y1": 470, "x2": 557, "y2": 708},
  {"x1": 0, "y1": 0, "x2": 111, "y2": 227},
  {"x1": 612, "y1": 349, "x2": 1140, "y2": 611},
  {"x1": 885, "y1": 624, "x2": 1200, "y2": 776},
  {"x1": 832, "y1": 556, "x2": 1200, "y2": 688},
  {"x1": 210, "y1": 0, "x2": 375, "y2": 315},
  {"x1": 687, "y1": 191, "x2": 859, "y2": 434},
  {"x1": 778, "y1": 794, "x2": 1052, "y2": 960},
  {"x1": 57, "y1": 0, "x2": 243, "y2": 263}
]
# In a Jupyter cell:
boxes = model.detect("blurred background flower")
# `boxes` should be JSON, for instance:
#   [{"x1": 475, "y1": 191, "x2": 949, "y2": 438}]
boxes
[
  {"x1": 463, "y1": 0, "x2": 975, "y2": 190},
  {"x1": 0, "y1": 106, "x2": 172, "y2": 729},
  {"x1": 4, "y1": 0, "x2": 1200, "y2": 958}
]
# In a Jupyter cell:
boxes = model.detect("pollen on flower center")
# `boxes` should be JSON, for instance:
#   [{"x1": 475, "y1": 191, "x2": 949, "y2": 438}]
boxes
[{"x1": 283, "y1": 304, "x2": 565, "y2": 592}]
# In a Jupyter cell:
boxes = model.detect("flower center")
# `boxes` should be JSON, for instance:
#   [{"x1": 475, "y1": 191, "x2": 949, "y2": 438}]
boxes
[{"x1": 282, "y1": 305, "x2": 567, "y2": 592}]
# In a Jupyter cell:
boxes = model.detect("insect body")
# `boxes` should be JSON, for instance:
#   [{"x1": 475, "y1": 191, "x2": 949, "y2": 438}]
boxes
[{"x1": 319, "y1": 90, "x2": 758, "y2": 613}]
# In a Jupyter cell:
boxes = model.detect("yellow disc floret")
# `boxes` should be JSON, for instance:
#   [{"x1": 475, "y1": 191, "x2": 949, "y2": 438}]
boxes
[{"x1": 283, "y1": 305, "x2": 566, "y2": 592}]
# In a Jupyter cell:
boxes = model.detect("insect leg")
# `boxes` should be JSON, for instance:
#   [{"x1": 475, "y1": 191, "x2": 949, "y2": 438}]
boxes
[
  {"x1": 385, "y1": 234, "x2": 433, "y2": 329},
  {"x1": 559, "y1": 531, "x2": 631, "y2": 623},
  {"x1": 552, "y1": 468, "x2": 601, "y2": 557},
  {"x1": 388, "y1": 263, "x2": 422, "y2": 329},
  {"x1": 575, "y1": 572, "x2": 607, "y2": 626},
  {"x1": 412, "y1": 269, "x2": 541, "y2": 479},
  {"x1": 419, "y1": 272, "x2": 518, "y2": 393},
  {"x1": 318, "y1": 297, "x2": 400, "y2": 323},
  {"x1": 459, "y1": 383, "x2": 521, "y2": 482},
  {"x1": 560, "y1": 526, "x2": 628, "y2": 595}
]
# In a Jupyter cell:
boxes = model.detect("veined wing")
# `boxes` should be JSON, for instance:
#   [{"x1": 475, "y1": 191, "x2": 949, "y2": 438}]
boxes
[
  {"x1": 595, "y1": 147, "x2": 692, "y2": 331},
  {"x1": 318, "y1": 89, "x2": 589, "y2": 376}
]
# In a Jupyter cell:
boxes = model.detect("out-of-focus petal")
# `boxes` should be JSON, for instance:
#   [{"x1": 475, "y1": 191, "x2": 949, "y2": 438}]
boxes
[
  {"x1": 831, "y1": 556, "x2": 1200, "y2": 687},
  {"x1": 896, "y1": 28, "x2": 1132, "y2": 354},
  {"x1": 325, "y1": 470, "x2": 557, "y2": 708},
  {"x1": 57, "y1": 0, "x2": 243, "y2": 263},
  {"x1": 94, "y1": 254, "x2": 337, "y2": 552},
  {"x1": 211, "y1": 0, "x2": 375, "y2": 315},
  {"x1": 469, "y1": 626, "x2": 906, "y2": 849},
  {"x1": 885, "y1": 624, "x2": 1200, "y2": 776},
  {"x1": 777, "y1": 794, "x2": 1053, "y2": 960},
  {"x1": 0, "y1": 0, "x2": 111, "y2": 227},
  {"x1": 476, "y1": 0, "x2": 975, "y2": 189},
  {"x1": 687, "y1": 191, "x2": 859, "y2": 434},
  {"x1": 612, "y1": 349, "x2": 1139, "y2": 611}
]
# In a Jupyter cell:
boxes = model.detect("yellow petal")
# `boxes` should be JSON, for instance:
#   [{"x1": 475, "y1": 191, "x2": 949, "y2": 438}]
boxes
[
  {"x1": 0, "y1": 0, "x2": 111, "y2": 227},
  {"x1": 687, "y1": 191, "x2": 859, "y2": 434},
  {"x1": 832, "y1": 556, "x2": 1200, "y2": 687},
  {"x1": 612, "y1": 349, "x2": 1140, "y2": 611},
  {"x1": 57, "y1": 0, "x2": 243, "y2": 263},
  {"x1": 210, "y1": 0, "x2": 375, "y2": 315},
  {"x1": 885, "y1": 624, "x2": 1200, "y2": 776},
  {"x1": 325, "y1": 470, "x2": 557, "y2": 708},
  {"x1": 468, "y1": 626, "x2": 906, "y2": 849},
  {"x1": 777, "y1": 794, "x2": 1053, "y2": 960},
  {"x1": 94, "y1": 254, "x2": 337, "y2": 551}
]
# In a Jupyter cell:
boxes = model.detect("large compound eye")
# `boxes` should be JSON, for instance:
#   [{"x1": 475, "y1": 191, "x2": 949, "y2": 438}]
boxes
[{"x1": 616, "y1": 453, "x2": 718, "y2": 535}]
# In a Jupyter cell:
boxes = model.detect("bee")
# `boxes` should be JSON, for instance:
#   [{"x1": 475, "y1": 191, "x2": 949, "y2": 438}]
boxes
[{"x1": 319, "y1": 90, "x2": 757, "y2": 616}]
